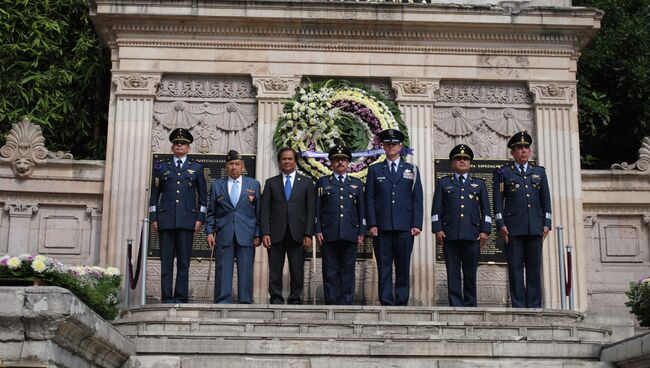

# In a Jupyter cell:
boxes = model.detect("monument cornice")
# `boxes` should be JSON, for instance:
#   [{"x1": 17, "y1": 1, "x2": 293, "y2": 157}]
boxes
[
  {"x1": 528, "y1": 81, "x2": 576, "y2": 106},
  {"x1": 111, "y1": 72, "x2": 162, "y2": 97},
  {"x1": 115, "y1": 39, "x2": 577, "y2": 58},
  {"x1": 91, "y1": 1, "x2": 601, "y2": 49}
]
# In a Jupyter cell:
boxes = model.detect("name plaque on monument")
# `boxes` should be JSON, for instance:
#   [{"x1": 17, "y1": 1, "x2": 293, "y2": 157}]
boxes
[
  {"x1": 148, "y1": 153, "x2": 256, "y2": 259},
  {"x1": 433, "y1": 159, "x2": 533, "y2": 265}
]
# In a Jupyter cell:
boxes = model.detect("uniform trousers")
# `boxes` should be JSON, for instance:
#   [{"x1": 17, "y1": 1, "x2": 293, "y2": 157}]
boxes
[
  {"x1": 214, "y1": 236, "x2": 255, "y2": 304},
  {"x1": 268, "y1": 226, "x2": 304, "y2": 304},
  {"x1": 322, "y1": 240, "x2": 357, "y2": 305},
  {"x1": 373, "y1": 230, "x2": 414, "y2": 306},
  {"x1": 443, "y1": 240, "x2": 480, "y2": 307},
  {"x1": 505, "y1": 235, "x2": 543, "y2": 308},
  {"x1": 159, "y1": 229, "x2": 194, "y2": 303}
]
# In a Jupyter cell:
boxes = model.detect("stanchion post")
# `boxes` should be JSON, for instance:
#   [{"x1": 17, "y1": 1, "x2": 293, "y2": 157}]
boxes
[
  {"x1": 125, "y1": 238, "x2": 133, "y2": 307},
  {"x1": 555, "y1": 226, "x2": 566, "y2": 309},
  {"x1": 140, "y1": 218, "x2": 149, "y2": 305},
  {"x1": 567, "y1": 244, "x2": 575, "y2": 310},
  {"x1": 312, "y1": 236, "x2": 317, "y2": 305}
]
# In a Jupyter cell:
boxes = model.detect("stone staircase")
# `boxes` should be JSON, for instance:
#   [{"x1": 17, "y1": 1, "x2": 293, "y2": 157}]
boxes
[{"x1": 114, "y1": 304, "x2": 618, "y2": 367}]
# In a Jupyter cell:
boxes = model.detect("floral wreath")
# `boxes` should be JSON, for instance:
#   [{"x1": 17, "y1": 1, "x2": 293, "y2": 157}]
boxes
[{"x1": 273, "y1": 80, "x2": 409, "y2": 181}]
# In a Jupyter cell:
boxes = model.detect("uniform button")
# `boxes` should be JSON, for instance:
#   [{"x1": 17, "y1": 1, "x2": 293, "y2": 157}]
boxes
[
  {"x1": 340, "y1": 188, "x2": 343, "y2": 191},
  {"x1": 177, "y1": 173, "x2": 180, "y2": 176},
  {"x1": 460, "y1": 214, "x2": 464, "y2": 218},
  {"x1": 525, "y1": 185, "x2": 528, "y2": 188},
  {"x1": 177, "y1": 181, "x2": 180, "y2": 185},
  {"x1": 461, "y1": 188, "x2": 465, "y2": 191},
  {"x1": 340, "y1": 205, "x2": 344, "y2": 209},
  {"x1": 176, "y1": 190, "x2": 180, "y2": 193},
  {"x1": 526, "y1": 194, "x2": 530, "y2": 197},
  {"x1": 340, "y1": 196, "x2": 344, "y2": 199},
  {"x1": 460, "y1": 196, "x2": 464, "y2": 199},
  {"x1": 175, "y1": 200, "x2": 179, "y2": 203},
  {"x1": 461, "y1": 205, "x2": 464, "y2": 208},
  {"x1": 392, "y1": 200, "x2": 395, "y2": 203},
  {"x1": 528, "y1": 204, "x2": 531, "y2": 208},
  {"x1": 392, "y1": 192, "x2": 395, "y2": 195},
  {"x1": 340, "y1": 214, "x2": 344, "y2": 217}
]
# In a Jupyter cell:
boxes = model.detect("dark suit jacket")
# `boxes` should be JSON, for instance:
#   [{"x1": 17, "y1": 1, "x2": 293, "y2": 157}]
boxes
[{"x1": 260, "y1": 172, "x2": 315, "y2": 243}]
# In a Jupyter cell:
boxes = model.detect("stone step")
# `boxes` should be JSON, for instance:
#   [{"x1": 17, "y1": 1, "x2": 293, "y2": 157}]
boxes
[
  {"x1": 117, "y1": 305, "x2": 613, "y2": 368},
  {"x1": 115, "y1": 304, "x2": 613, "y2": 344}
]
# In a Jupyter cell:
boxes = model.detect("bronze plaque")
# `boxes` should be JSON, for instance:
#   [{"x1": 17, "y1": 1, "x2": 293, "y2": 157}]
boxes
[{"x1": 148, "y1": 153, "x2": 256, "y2": 259}]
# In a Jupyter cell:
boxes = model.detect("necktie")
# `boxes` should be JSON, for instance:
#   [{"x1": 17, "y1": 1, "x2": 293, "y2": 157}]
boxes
[
  {"x1": 519, "y1": 165, "x2": 526, "y2": 175},
  {"x1": 459, "y1": 175, "x2": 465, "y2": 184},
  {"x1": 230, "y1": 180, "x2": 239, "y2": 206},
  {"x1": 338, "y1": 175, "x2": 344, "y2": 184},
  {"x1": 284, "y1": 175, "x2": 292, "y2": 201},
  {"x1": 391, "y1": 162, "x2": 397, "y2": 178},
  {"x1": 176, "y1": 159, "x2": 182, "y2": 171}
]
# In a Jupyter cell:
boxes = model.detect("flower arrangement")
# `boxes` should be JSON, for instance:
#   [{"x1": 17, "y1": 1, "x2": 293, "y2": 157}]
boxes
[
  {"x1": 273, "y1": 79, "x2": 409, "y2": 181},
  {"x1": 625, "y1": 275, "x2": 650, "y2": 327},
  {"x1": 0, "y1": 254, "x2": 121, "y2": 320}
]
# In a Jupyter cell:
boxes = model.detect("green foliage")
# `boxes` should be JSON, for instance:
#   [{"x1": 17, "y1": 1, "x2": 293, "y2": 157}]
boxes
[
  {"x1": 0, "y1": 254, "x2": 121, "y2": 320},
  {"x1": 625, "y1": 277, "x2": 650, "y2": 327},
  {"x1": 0, "y1": 0, "x2": 110, "y2": 159},
  {"x1": 575, "y1": 0, "x2": 650, "y2": 168}
]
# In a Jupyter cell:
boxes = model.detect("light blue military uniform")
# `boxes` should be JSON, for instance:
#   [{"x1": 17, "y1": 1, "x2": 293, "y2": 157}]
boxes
[
  {"x1": 315, "y1": 165, "x2": 365, "y2": 304},
  {"x1": 205, "y1": 153, "x2": 260, "y2": 304},
  {"x1": 493, "y1": 131, "x2": 552, "y2": 308}
]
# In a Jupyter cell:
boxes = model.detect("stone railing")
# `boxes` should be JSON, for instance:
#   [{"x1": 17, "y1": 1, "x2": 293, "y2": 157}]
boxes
[{"x1": 0, "y1": 286, "x2": 134, "y2": 368}]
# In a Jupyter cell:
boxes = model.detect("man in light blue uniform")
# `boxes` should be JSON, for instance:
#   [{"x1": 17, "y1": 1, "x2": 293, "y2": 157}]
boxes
[
  {"x1": 493, "y1": 131, "x2": 552, "y2": 308},
  {"x1": 432, "y1": 144, "x2": 491, "y2": 307},
  {"x1": 365, "y1": 129, "x2": 423, "y2": 306},
  {"x1": 315, "y1": 145, "x2": 365, "y2": 305},
  {"x1": 206, "y1": 150, "x2": 261, "y2": 304},
  {"x1": 149, "y1": 128, "x2": 207, "y2": 303}
]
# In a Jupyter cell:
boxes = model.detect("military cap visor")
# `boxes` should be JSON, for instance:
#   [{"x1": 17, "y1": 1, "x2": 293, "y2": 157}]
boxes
[
  {"x1": 379, "y1": 129, "x2": 405, "y2": 143},
  {"x1": 328, "y1": 145, "x2": 352, "y2": 161},
  {"x1": 169, "y1": 128, "x2": 194, "y2": 144},
  {"x1": 449, "y1": 144, "x2": 474, "y2": 161},
  {"x1": 508, "y1": 131, "x2": 533, "y2": 149}
]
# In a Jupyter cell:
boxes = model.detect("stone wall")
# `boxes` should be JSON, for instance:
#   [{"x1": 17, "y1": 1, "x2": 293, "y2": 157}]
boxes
[{"x1": 0, "y1": 119, "x2": 104, "y2": 266}]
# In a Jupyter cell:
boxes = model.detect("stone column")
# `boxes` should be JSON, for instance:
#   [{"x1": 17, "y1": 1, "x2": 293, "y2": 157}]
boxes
[
  {"x1": 251, "y1": 75, "x2": 301, "y2": 303},
  {"x1": 392, "y1": 78, "x2": 440, "y2": 306},
  {"x1": 100, "y1": 73, "x2": 161, "y2": 284},
  {"x1": 4, "y1": 204, "x2": 39, "y2": 255},
  {"x1": 528, "y1": 81, "x2": 586, "y2": 311}
]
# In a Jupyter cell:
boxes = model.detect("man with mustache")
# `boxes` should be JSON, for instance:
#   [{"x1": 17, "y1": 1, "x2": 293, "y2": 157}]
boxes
[{"x1": 315, "y1": 145, "x2": 365, "y2": 305}]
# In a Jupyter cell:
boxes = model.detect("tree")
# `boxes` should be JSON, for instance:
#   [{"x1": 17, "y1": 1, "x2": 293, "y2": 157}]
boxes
[
  {"x1": 0, "y1": 0, "x2": 110, "y2": 159},
  {"x1": 575, "y1": 0, "x2": 650, "y2": 168}
]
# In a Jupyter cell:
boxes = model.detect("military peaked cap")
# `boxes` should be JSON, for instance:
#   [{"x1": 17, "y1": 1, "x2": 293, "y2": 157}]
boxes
[
  {"x1": 379, "y1": 129, "x2": 405, "y2": 143},
  {"x1": 507, "y1": 131, "x2": 532, "y2": 149},
  {"x1": 226, "y1": 150, "x2": 242, "y2": 162},
  {"x1": 328, "y1": 145, "x2": 352, "y2": 161},
  {"x1": 169, "y1": 128, "x2": 193, "y2": 144},
  {"x1": 449, "y1": 144, "x2": 474, "y2": 161}
]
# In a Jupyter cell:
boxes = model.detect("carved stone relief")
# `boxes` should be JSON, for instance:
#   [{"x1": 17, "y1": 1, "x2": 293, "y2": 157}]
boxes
[
  {"x1": 528, "y1": 82, "x2": 575, "y2": 106},
  {"x1": 433, "y1": 82, "x2": 535, "y2": 160},
  {"x1": 611, "y1": 136, "x2": 650, "y2": 173},
  {"x1": 112, "y1": 73, "x2": 161, "y2": 96},
  {"x1": 154, "y1": 76, "x2": 258, "y2": 154},
  {"x1": 0, "y1": 118, "x2": 73, "y2": 178},
  {"x1": 392, "y1": 78, "x2": 439, "y2": 102}
]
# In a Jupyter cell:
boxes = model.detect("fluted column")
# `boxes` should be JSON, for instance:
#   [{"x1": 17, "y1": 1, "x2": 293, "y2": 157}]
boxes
[
  {"x1": 100, "y1": 73, "x2": 161, "y2": 286},
  {"x1": 251, "y1": 75, "x2": 302, "y2": 303},
  {"x1": 528, "y1": 81, "x2": 586, "y2": 311},
  {"x1": 392, "y1": 78, "x2": 440, "y2": 306}
]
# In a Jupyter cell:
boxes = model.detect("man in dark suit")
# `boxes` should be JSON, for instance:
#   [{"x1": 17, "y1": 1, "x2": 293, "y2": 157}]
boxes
[
  {"x1": 315, "y1": 145, "x2": 365, "y2": 305},
  {"x1": 365, "y1": 129, "x2": 423, "y2": 306},
  {"x1": 432, "y1": 144, "x2": 491, "y2": 307},
  {"x1": 261, "y1": 147, "x2": 315, "y2": 304},
  {"x1": 206, "y1": 150, "x2": 261, "y2": 304},
  {"x1": 149, "y1": 128, "x2": 207, "y2": 303},
  {"x1": 493, "y1": 131, "x2": 552, "y2": 308}
]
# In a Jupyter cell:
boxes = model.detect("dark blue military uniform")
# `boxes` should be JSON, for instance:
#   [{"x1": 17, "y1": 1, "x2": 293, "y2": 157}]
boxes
[
  {"x1": 493, "y1": 132, "x2": 552, "y2": 308},
  {"x1": 366, "y1": 128, "x2": 424, "y2": 307},
  {"x1": 432, "y1": 174, "x2": 491, "y2": 307},
  {"x1": 149, "y1": 128, "x2": 207, "y2": 303},
  {"x1": 315, "y1": 173, "x2": 365, "y2": 305}
]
